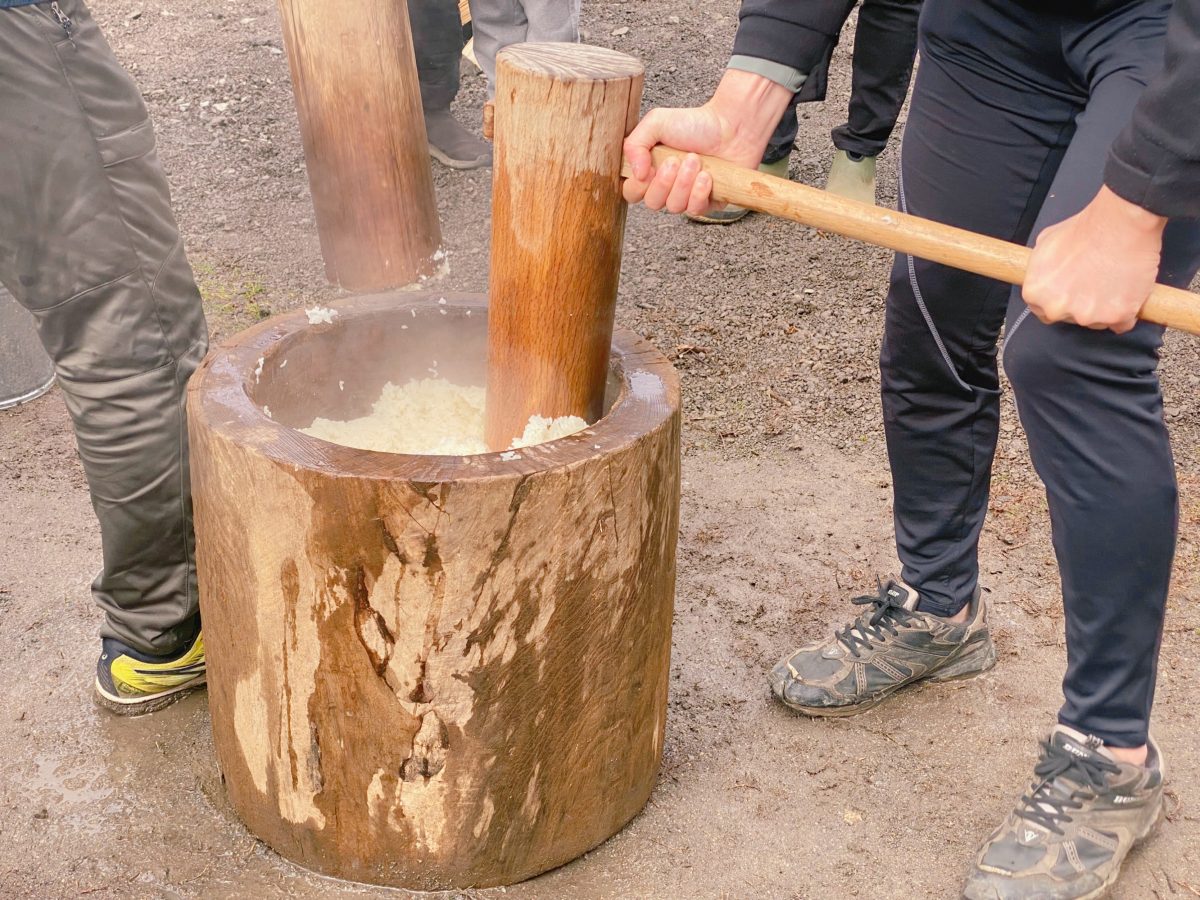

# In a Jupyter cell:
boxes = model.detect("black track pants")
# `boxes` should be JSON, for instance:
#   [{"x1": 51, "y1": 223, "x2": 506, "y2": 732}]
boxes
[
  {"x1": 765, "y1": 0, "x2": 921, "y2": 163},
  {"x1": 886, "y1": 0, "x2": 1200, "y2": 746},
  {"x1": 409, "y1": 0, "x2": 464, "y2": 114}
]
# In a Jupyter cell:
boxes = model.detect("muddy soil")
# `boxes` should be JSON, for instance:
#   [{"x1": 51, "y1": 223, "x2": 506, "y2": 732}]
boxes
[{"x1": 3, "y1": 1, "x2": 1200, "y2": 898}]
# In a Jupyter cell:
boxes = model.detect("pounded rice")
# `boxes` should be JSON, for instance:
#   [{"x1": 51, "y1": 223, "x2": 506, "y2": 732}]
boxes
[{"x1": 300, "y1": 378, "x2": 587, "y2": 455}]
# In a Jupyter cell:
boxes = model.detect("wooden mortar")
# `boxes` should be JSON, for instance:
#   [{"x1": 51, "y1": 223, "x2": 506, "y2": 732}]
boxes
[{"x1": 186, "y1": 292, "x2": 681, "y2": 889}]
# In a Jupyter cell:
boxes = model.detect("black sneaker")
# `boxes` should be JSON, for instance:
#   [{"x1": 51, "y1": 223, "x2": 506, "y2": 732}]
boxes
[
  {"x1": 963, "y1": 726, "x2": 1164, "y2": 900},
  {"x1": 769, "y1": 579, "x2": 995, "y2": 716},
  {"x1": 94, "y1": 630, "x2": 206, "y2": 716},
  {"x1": 425, "y1": 109, "x2": 492, "y2": 170}
]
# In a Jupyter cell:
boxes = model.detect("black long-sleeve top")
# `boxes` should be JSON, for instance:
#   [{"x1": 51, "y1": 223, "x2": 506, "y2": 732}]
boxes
[{"x1": 731, "y1": 0, "x2": 1200, "y2": 218}]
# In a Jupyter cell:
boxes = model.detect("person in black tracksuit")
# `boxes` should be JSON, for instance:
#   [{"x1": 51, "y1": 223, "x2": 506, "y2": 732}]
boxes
[{"x1": 623, "y1": 0, "x2": 1200, "y2": 896}]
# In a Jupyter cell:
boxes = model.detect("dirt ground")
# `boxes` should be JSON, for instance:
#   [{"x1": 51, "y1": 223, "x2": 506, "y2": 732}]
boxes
[{"x1": 3, "y1": 1, "x2": 1200, "y2": 898}]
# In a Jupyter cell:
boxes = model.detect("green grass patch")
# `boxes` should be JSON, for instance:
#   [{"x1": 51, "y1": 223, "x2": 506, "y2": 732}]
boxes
[{"x1": 193, "y1": 259, "x2": 273, "y2": 332}]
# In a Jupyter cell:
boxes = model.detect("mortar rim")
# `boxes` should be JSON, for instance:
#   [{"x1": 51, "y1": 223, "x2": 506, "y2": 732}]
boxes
[{"x1": 187, "y1": 291, "x2": 679, "y2": 483}]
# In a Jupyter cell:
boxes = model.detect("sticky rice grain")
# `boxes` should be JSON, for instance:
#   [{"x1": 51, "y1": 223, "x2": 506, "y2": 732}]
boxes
[{"x1": 301, "y1": 378, "x2": 586, "y2": 455}]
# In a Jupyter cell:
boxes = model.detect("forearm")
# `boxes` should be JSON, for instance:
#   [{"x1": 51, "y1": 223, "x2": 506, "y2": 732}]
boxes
[
  {"x1": 1105, "y1": 0, "x2": 1200, "y2": 218},
  {"x1": 705, "y1": 69, "x2": 795, "y2": 164},
  {"x1": 731, "y1": 0, "x2": 854, "y2": 73}
]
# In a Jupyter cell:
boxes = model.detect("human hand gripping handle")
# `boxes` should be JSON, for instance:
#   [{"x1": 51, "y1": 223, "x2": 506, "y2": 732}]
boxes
[
  {"x1": 622, "y1": 70, "x2": 794, "y2": 217},
  {"x1": 1022, "y1": 186, "x2": 1169, "y2": 334}
]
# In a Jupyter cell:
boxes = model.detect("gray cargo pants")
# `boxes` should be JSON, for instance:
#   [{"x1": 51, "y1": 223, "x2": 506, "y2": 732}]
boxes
[
  {"x1": 0, "y1": 0, "x2": 208, "y2": 655},
  {"x1": 468, "y1": 0, "x2": 580, "y2": 97}
]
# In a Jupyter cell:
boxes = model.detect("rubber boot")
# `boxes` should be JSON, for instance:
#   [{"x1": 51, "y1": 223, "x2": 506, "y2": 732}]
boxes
[{"x1": 826, "y1": 150, "x2": 877, "y2": 206}]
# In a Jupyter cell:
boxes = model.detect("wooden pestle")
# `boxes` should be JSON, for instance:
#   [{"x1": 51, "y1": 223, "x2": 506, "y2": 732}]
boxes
[
  {"x1": 622, "y1": 146, "x2": 1200, "y2": 336},
  {"x1": 484, "y1": 43, "x2": 644, "y2": 451}
]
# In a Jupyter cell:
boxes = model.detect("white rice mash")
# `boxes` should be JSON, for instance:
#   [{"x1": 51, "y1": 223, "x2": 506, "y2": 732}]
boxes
[{"x1": 301, "y1": 378, "x2": 587, "y2": 455}]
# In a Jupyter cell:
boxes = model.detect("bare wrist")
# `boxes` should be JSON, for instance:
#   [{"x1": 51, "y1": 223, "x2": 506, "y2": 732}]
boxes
[
  {"x1": 707, "y1": 70, "x2": 793, "y2": 161},
  {"x1": 1094, "y1": 185, "x2": 1168, "y2": 236}
]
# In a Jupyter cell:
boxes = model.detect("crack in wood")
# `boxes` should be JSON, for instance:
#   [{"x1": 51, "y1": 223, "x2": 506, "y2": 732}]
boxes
[
  {"x1": 408, "y1": 532, "x2": 448, "y2": 704},
  {"x1": 408, "y1": 658, "x2": 430, "y2": 704},
  {"x1": 308, "y1": 720, "x2": 324, "y2": 794},
  {"x1": 379, "y1": 519, "x2": 402, "y2": 558},
  {"x1": 605, "y1": 460, "x2": 621, "y2": 554},
  {"x1": 465, "y1": 475, "x2": 533, "y2": 656},
  {"x1": 354, "y1": 517, "x2": 449, "y2": 713},
  {"x1": 399, "y1": 710, "x2": 449, "y2": 782},
  {"x1": 352, "y1": 563, "x2": 395, "y2": 677},
  {"x1": 281, "y1": 559, "x2": 301, "y2": 790}
]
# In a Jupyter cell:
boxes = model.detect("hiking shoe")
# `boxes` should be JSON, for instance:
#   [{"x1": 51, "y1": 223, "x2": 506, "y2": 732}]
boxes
[
  {"x1": 425, "y1": 109, "x2": 492, "y2": 170},
  {"x1": 826, "y1": 149, "x2": 877, "y2": 205},
  {"x1": 94, "y1": 630, "x2": 206, "y2": 716},
  {"x1": 687, "y1": 157, "x2": 790, "y2": 224},
  {"x1": 769, "y1": 579, "x2": 995, "y2": 716},
  {"x1": 963, "y1": 726, "x2": 1164, "y2": 900}
]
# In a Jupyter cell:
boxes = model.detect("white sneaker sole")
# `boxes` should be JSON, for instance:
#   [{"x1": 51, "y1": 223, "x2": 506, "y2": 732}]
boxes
[
  {"x1": 93, "y1": 673, "x2": 207, "y2": 717},
  {"x1": 428, "y1": 144, "x2": 490, "y2": 170}
]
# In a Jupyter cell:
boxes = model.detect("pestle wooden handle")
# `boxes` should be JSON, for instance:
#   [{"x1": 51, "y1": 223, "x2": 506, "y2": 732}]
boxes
[{"x1": 623, "y1": 145, "x2": 1200, "y2": 337}]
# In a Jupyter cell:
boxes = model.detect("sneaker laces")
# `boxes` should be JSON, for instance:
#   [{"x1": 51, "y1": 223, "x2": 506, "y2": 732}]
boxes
[
  {"x1": 1016, "y1": 738, "x2": 1120, "y2": 835},
  {"x1": 834, "y1": 582, "x2": 919, "y2": 658}
]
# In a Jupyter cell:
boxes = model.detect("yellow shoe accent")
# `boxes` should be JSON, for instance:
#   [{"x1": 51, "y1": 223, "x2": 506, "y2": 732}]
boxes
[
  {"x1": 462, "y1": 36, "x2": 479, "y2": 70},
  {"x1": 94, "y1": 631, "x2": 206, "y2": 716}
]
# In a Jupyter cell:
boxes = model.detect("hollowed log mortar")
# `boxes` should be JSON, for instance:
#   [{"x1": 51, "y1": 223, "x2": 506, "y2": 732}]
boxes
[{"x1": 186, "y1": 292, "x2": 681, "y2": 889}]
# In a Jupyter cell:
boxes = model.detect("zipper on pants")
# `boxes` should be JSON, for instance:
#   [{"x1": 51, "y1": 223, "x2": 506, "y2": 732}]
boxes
[{"x1": 45, "y1": 2, "x2": 73, "y2": 38}]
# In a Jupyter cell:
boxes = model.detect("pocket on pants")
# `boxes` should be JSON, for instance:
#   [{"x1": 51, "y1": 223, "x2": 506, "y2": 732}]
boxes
[
  {"x1": 0, "y1": 3, "x2": 180, "y2": 380},
  {"x1": 32, "y1": 271, "x2": 175, "y2": 382},
  {"x1": 0, "y1": 4, "x2": 146, "y2": 300}
]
